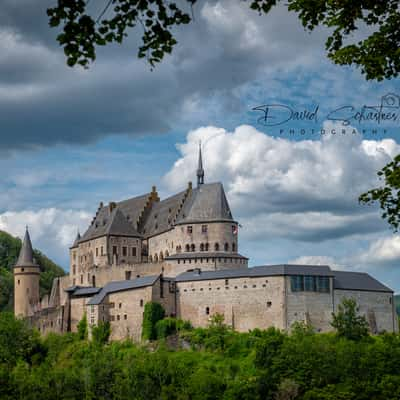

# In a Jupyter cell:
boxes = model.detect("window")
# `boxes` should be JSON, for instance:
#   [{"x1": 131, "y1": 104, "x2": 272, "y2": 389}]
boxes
[
  {"x1": 185, "y1": 244, "x2": 190, "y2": 252},
  {"x1": 200, "y1": 243, "x2": 204, "y2": 251},
  {"x1": 122, "y1": 246, "x2": 127, "y2": 256},
  {"x1": 125, "y1": 271, "x2": 131, "y2": 280},
  {"x1": 17, "y1": 280, "x2": 20, "y2": 285},
  {"x1": 224, "y1": 243, "x2": 229, "y2": 251},
  {"x1": 72, "y1": 265, "x2": 76, "y2": 274},
  {"x1": 101, "y1": 246, "x2": 104, "y2": 256},
  {"x1": 119, "y1": 303, "x2": 122, "y2": 309},
  {"x1": 124, "y1": 314, "x2": 127, "y2": 320},
  {"x1": 96, "y1": 248, "x2": 98, "y2": 257},
  {"x1": 206, "y1": 307, "x2": 210, "y2": 315},
  {"x1": 267, "y1": 301, "x2": 272, "y2": 308},
  {"x1": 187, "y1": 226, "x2": 193, "y2": 234},
  {"x1": 202, "y1": 225, "x2": 208, "y2": 233},
  {"x1": 109, "y1": 302, "x2": 115, "y2": 308},
  {"x1": 132, "y1": 247, "x2": 137, "y2": 257},
  {"x1": 225, "y1": 279, "x2": 229, "y2": 285},
  {"x1": 80, "y1": 275, "x2": 83, "y2": 284},
  {"x1": 191, "y1": 244, "x2": 195, "y2": 252},
  {"x1": 316, "y1": 276, "x2": 330, "y2": 293},
  {"x1": 113, "y1": 246, "x2": 117, "y2": 255},
  {"x1": 304, "y1": 276, "x2": 316, "y2": 291},
  {"x1": 92, "y1": 275, "x2": 96, "y2": 287},
  {"x1": 232, "y1": 243, "x2": 236, "y2": 252},
  {"x1": 140, "y1": 299, "x2": 144, "y2": 307},
  {"x1": 214, "y1": 243, "x2": 219, "y2": 251},
  {"x1": 205, "y1": 243, "x2": 209, "y2": 251},
  {"x1": 111, "y1": 315, "x2": 115, "y2": 321},
  {"x1": 290, "y1": 276, "x2": 304, "y2": 292},
  {"x1": 87, "y1": 273, "x2": 90, "y2": 282},
  {"x1": 117, "y1": 315, "x2": 120, "y2": 321}
]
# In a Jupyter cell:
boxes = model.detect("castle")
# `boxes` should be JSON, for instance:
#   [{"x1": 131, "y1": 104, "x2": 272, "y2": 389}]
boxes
[{"x1": 14, "y1": 147, "x2": 398, "y2": 339}]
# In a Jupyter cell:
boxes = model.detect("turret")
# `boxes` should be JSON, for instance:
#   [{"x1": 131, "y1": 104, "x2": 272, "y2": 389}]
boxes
[{"x1": 14, "y1": 227, "x2": 40, "y2": 318}]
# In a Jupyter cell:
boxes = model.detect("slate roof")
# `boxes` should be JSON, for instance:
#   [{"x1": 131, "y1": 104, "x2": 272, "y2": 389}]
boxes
[
  {"x1": 80, "y1": 206, "x2": 142, "y2": 242},
  {"x1": 333, "y1": 271, "x2": 392, "y2": 293},
  {"x1": 143, "y1": 190, "x2": 188, "y2": 237},
  {"x1": 175, "y1": 264, "x2": 334, "y2": 282},
  {"x1": 176, "y1": 183, "x2": 234, "y2": 224},
  {"x1": 15, "y1": 228, "x2": 39, "y2": 268},
  {"x1": 78, "y1": 181, "x2": 235, "y2": 245},
  {"x1": 165, "y1": 252, "x2": 248, "y2": 260},
  {"x1": 64, "y1": 286, "x2": 101, "y2": 296},
  {"x1": 70, "y1": 232, "x2": 81, "y2": 249},
  {"x1": 87, "y1": 275, "x2": 159, "y2": 305}
]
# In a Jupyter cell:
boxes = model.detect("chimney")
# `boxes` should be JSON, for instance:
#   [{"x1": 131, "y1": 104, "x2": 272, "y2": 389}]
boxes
[{"x1": 109, "y1": 201, "x2": 116, "y2": 212}]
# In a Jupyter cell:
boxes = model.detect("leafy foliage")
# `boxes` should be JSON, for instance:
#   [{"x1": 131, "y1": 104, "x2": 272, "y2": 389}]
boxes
[
  {"x1": 0, "y1": 230, "x2": 65, "y2": 312},
  {"x1": 1, "y1": 312, "x2": 400, "y2": 399},
  {"x1": 142, "y1": 302, "x2": 165, "y2": 340},
  {"x1": 331, "y1": 298, "x2": 369, "y2": 340},
  {"x1": 155, "y1": 317, "x2": 192, "y2": 339},
  {"x1": 92, "y1": 321, "x2": 111, "y2": 345},
  {"x1": 359, "y1": 155, "x2": 400, "y2": 231},
  {"x1": 48, "y1": 0, "x2": 400, "y2": 80},
  {"x1": 77, "y1": 313, "x2": 88, "y2": 340}
]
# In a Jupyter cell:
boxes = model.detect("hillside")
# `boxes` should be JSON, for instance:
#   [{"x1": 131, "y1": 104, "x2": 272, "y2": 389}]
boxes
[
  {"x1": 395, "y1": 294, "x2": 400, "y2": 315},
  {"x1": 0, "y1": 230, "x2": 65, "y2": 312}
]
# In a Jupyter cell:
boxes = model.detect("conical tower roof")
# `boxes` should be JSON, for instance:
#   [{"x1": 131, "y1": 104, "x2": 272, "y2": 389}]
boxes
[
  {"x1": 15, "y1": 227, "x2": 39, "y2": 268},
  {"x1": 197, "y1": 142, "x2": 204, "y2": 187}
]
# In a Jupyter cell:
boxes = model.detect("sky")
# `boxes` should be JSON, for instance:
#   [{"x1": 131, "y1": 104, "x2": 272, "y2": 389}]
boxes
[{"x1": 1, "y1": 0, "x2": 400, "y2": 291}]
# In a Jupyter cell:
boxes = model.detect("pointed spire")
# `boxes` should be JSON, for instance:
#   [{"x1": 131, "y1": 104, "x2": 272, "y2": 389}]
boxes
[
  {"x1": 15, "y1": 226, "x2": 38, "y2": 268},
  {"x1": 197, "y1": 141, "x2": 204, "y2": 187},
  {"x1": 71, "y1": 230, "x2": 81, "y2": 249}
]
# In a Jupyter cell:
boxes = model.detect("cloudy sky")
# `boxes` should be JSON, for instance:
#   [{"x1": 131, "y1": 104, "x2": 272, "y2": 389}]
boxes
[{"x1": 1, "y1": 0, "x2": 400, "y2": 291}]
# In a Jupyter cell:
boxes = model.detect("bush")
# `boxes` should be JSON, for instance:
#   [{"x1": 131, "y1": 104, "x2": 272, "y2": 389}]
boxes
[
  {"x1": 92, "y1": 321, "x2": 111, "y2": 345},
  {"x1": 142, "y1": 302, "x2": 165, "y2": 340},
  {"x1": 77, "y1": 313, "x2": 88, "y2": 340},
  {"x1": 331, "y1": 298, "x2": 369, "y2": 340},
  {"x1": 155, "y1": 317, "x2": 192, "y2": 339}
]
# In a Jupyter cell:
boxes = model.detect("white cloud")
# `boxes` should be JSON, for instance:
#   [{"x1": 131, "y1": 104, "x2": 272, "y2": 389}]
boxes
[
  {"x1": 164, "y1": 123, "x2": 399, "y2": 240},
  {"x1": 289, "y1": 255, "x2": 344, "y2": 269},
  {"x1": 353, "y1": 235, "x2": 400, "y2": 266},
  {"x1": 0, "y1": 208, "x2": 91, "y2": 268}
]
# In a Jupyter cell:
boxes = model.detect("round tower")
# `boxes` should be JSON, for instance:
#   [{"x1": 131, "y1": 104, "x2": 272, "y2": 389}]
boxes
[{"x1": 14, "y1": 227, "x2": 40, "y2": 318}]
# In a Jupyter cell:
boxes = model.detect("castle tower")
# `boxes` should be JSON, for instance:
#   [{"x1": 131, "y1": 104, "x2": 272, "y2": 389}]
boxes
[
  {"x1": 197, "y1": 142, "x2": 204, "y2": 187},
  {"x1": 14, "y1": 227, "x2": 40, "y2": 318}
]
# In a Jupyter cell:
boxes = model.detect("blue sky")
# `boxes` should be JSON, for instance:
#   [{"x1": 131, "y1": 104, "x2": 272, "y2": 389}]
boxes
[{"x1": 1, "y1": 0, "x2": 400, "y2": 292}]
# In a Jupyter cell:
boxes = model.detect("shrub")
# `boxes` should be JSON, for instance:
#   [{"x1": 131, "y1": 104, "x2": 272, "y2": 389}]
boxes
[
  {"x1": 77, "y1": 313, "x2": 88, "y2": 340},
  {"x1": 155, "y1": 317, "x2": 192, "y2": 339},
  {"x1": 92, "y1": 321, "x2": 111, "y2": 345},
  {"x1": 331, "y1": 298, "x2": 369, "y2": 340},
  {"x1": 142, "y1": 302, "x2": 165, "y2": 340}
]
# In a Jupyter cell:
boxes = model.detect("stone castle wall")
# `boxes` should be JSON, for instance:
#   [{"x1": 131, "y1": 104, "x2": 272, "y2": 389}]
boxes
[{"x1": 176, "y1": 275, "x2": 286, "y2": 331}]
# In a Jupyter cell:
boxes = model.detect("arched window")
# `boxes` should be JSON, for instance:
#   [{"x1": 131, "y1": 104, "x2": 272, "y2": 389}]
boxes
[
  {"x1": 232, "y1": 243, "x2": 236, "y2": 252},
  {"x1": 205, "y1": 243, "x2": 209, "y2": 251},
  {"x1": 159, "y1": 252, "x2": 164, "y2": 261},
  {"x1": 185, "y1": 244, "x2": 190, "y2": 252},
  {"x1": 214, "y1": 243, "x2": 219, "y2": 251},
  {"x1": 165, "y1": 250, "x2": 169, "y2": 257},
  {"x1": 224, "y1": 242, "x2": 229, "y2": 251},
  {"x1": 191, "y1": 244, "x2": 195, "y2": 252},
  {"x1": 200, "y1": 243, "x2": 204, "y2": 251},
  {"x1": 154, "y1": 254, "x2": 158, "y2": 262},
  {"x1": 92, "y1": 275, "x2": 96, "y2": 287}
]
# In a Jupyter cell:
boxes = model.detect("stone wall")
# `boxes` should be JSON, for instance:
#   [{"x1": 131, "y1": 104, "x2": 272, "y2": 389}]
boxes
[
  {"x1": 14, "y1": 265, "x2": 40, "y2": 317},
  {"x1": 176, "y1": 275, "x2": 285, "y2": 331},
  {"x1": 285, "y1": 276, "x2": 334, "y2": 332},
  {"x1": 334, "y1": 289, "x2": 398, "y2": 333}
]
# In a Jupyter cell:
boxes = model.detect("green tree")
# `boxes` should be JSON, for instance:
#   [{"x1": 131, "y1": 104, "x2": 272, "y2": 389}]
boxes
[
  {"x1": 77, "y1": 313, "x2": 88, "y2": 340},
  {"x1": 142, "y1": 302, "x2": 165, "y2": 340},
  {"x1": 91, "y1": 321, "x2": 111, "y2": 345},
  {"x1": 47, "y1": 1, "x2": 400, "y2": 80},
  {"x1": 360, "y1": 155, "x2": 400, "y2": 232},
  {"x1": 331, "y1": 298, "x2": 369, "y2": 340}
]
